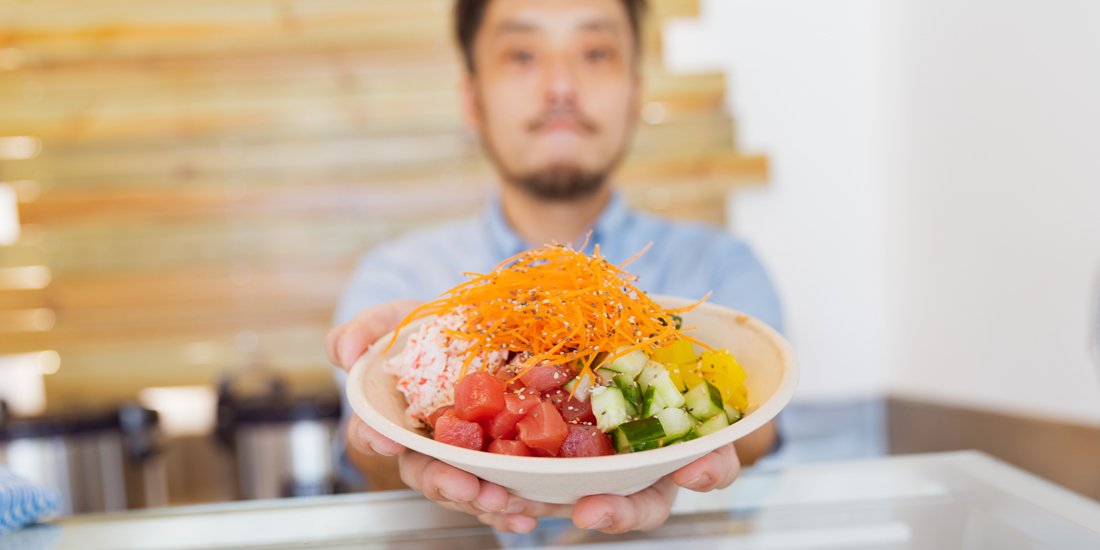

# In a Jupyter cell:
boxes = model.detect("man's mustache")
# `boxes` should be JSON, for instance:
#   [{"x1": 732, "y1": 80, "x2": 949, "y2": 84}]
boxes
[{"x1": 527, "y1": 108, "x2": 598, "y2": 133}]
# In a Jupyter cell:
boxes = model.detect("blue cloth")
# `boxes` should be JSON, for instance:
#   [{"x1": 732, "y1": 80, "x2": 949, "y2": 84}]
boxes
[
  {"x1": 332, "y1": 192, "x2": 784, "y2": 489},
  {"x1": 334, "y1": 192, "x2": 784, "y2": 330},
  {"x1": 0, "y1": 467, "x2": 60, "y2": 535}
]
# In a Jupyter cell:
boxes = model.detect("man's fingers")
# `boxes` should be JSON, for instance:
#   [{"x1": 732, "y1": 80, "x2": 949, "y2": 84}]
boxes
[
  {"x1": 473, "y1": 480, "x2": 511, "y2": 514},
  {"x1": 516, "y1": 499, "x2": 572, "y2": 519},
  {"x1": 477, "y1": 512, "x2": 539, "y2": 533},
  {"x1": 572, "y1": 478, "x2": 678, "y2": 534},
  {"x1": 327, "y1": 300, "x2": 421, "y2": 370},
  {"x1": 324, "y1": 322, "x2": 350, "y2": 368},
  {"x1": 346, "y1": 415, "x2": 404, "y2": 457},
  {"x1": 671, "y1": 444, "x2": 741, "y2": 492},
  {"x1": 399, "y1": 452, "x2": 481, "y2": 504},
  {"x1": 438, "y1": 499, "x2": 486, "y2": 517},
  {"x1": 335, "y1": 322, "x2": 377, "y2": 372},
  {"x1": 397, "y1": 453, "x2": 554, "y2": 534}
]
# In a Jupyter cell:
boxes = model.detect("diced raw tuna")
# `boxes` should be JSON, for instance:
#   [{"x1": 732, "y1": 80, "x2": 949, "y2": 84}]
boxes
[
  {"x1": 454, "y1": 370, "x2": 507, "y2": 422},
  {"x1": 518, "y1": 363, "x2": 574, "y2": 392},
  {"x1": 433, "y1": 409, "x2": 486, "y2": 451},
  {"x1": 426, "y1": 406, "x2": 453, "y2": 430},
  {"x1": 544, "y1": 388, "x2": 597, "y2": 425},
  {"x1": 487, "y1": 439, "x2": 534, "y2": 456},
  {"x1": 484, "y1": 389, "x2": 540, "y2": 440},
  {"x1": 559, "y1": 424, "x2": 615, "y2": 457},
  {"x1": 516, "y1": 400, "x2": 569, "y2": 456}
]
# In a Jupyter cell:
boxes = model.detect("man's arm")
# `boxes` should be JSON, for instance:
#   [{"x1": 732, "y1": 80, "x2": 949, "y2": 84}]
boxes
[{"x1": 735, "y1": 419, "x2": 777, "y2": 466}]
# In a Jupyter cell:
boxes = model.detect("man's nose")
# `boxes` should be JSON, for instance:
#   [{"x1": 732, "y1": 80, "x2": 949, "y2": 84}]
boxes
[{"x1": 544, "y1": 54, "x2": 579, "y2": 106}]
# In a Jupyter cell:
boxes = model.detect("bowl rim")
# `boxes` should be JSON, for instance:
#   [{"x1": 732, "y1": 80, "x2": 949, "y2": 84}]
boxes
[{"x1": 346, "y1": 295, "x2": 799, "y2": 474}]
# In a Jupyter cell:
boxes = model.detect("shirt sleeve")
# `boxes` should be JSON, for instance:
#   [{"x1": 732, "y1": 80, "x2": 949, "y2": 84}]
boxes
[{"x1": 332, "y1": 245, "x2": 422, "y2": 326}]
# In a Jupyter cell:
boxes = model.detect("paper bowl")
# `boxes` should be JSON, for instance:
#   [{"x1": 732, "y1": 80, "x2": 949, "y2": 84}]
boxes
[{"x1": 346, "y1": 296, "x2": 798, "y2": 504}]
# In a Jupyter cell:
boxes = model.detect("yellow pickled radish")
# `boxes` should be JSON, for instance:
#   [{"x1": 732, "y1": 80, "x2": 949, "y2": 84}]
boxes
[
  {"x1": 654, "y1": 339, "x2": 700, "y2": 392},
  {"x1": 651, "y1": 339, "x2": 698, "y2": 367},
  {"x1": 667, "y1": 365, "x2": 688, "y2": 392},
  {"x1": 679, "y1": 360, "x2": 705, "y2": 389},
  {"x1": 699, "y1": 350, "x2": 749, "y2": 412}
]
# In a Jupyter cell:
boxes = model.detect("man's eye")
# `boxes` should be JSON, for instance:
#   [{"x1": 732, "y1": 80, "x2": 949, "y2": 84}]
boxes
[
  {"x1": 584, "y1": 48, "x2": 611, "y2": 62},
  {"x1": 508, "y1": 50, "x2": 535, "y2": 64}
]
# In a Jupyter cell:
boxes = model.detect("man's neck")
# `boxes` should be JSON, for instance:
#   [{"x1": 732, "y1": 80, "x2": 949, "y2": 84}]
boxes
[{"x1": 499, "y1": 184, "x2": 612, "y2": 248}]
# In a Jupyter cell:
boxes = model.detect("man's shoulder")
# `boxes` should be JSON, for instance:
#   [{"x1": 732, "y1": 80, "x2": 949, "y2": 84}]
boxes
[{"x1": 632, "y1": 210, "x2": 754, "y2": 257}]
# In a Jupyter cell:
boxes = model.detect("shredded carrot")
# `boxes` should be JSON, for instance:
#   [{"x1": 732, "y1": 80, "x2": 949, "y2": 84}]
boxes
[{"x1": 385, "y1": 242, "x2": 712, "y2": 384}]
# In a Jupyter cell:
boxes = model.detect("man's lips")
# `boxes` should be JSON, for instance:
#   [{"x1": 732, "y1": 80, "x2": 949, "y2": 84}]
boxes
[
  {"x1": 539, "y1": 117, "x2": 586, "y2": 133},
  {"x1": 528, "y1": 112, "x2": 597, "y2": 134}
]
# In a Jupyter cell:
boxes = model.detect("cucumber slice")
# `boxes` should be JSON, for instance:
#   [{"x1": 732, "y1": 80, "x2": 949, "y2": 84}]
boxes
[
  {"x1": 685, "y1": 381, "x2": 724, "y2": 421},
  {"x1": 604, "y1": 347, "x2": 647, "y2": 379},
  {"x1": 724, "y1": 403, "x2": 743, "y2": 423},
  {"x1": 641, "y1": 385, "x2": 667, "y2": 417},
  {"x1": 595, "y1": 367, "x2": 617, "y2": 386},
  {"x1": 629, "y1": 435, "x2": 686, "y2": 453},
  {"x1": 614, "y1": 419, "x2": 696, "y2": 453},
  {"x1": 637, "y1": 361, "x2": 662, "y2": 390},
  {"x1": 563, "y1": 373, "x2": 594, "y2": 402},
  {"x1": 612, "y1": 431, "x2": 628, "y2": 452},
  {"x1": 591, "y1": 386, "x2": 631, "y2": 432},
  {"x1": 611, "y1": 417, "x2": 665, "y2": 452},
  {"x1": 639, "y1": 362, "x2": 686, "y2": 409},
  {"x1": 628, "y1": 439, "x2": 662, "y2": 452},
  {"x1": 613, "y1": 375, "x2": 641, "y2": 417},
  {"x1": 654, "y1": 407, "x2": 694, "y2": 439},
  {"x1": 695, "y1": 411, "x2": 731, "y2": 437},
  {"x1": 661, "y1": 435, "x2": 686, "y2": 446},
  {"x1": 656, "y1": 380, "x2": 686, "y2": 410}
]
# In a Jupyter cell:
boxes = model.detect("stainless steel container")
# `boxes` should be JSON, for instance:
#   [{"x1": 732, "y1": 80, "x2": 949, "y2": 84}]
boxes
[
  {"x1": 215, "y1": 379, "x2": 342, "y2": 500},
  {"x1": 0, "y1": 404, "x2": 164, "y2": 515}
]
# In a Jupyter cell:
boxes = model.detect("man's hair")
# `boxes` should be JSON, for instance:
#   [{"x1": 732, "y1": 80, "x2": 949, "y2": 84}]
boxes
[{"x1": 453, "y1": 0, "x2": 647, "y2": 74}]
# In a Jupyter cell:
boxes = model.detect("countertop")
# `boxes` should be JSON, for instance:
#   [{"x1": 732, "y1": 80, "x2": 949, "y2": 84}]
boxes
[{"x1": 6, "y1": 451, "x2": 1100, "y2": 549}]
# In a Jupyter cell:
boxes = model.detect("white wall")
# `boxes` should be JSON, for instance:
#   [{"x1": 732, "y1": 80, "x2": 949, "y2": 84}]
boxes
[
  {"x1": 879, "y1": 0, "x2": 1100, "y2": 426},
  {"x1": 667, "y1": 0, "x2": 1100, "y2": 425},
  {"x1": 666, "y1": 0, "x2": 891, "y2": 401}
]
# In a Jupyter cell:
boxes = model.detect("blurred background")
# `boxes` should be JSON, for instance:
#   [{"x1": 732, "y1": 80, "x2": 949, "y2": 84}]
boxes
[{"x1": 1, "y1": 0, "x2": 1098, "y2": 516}]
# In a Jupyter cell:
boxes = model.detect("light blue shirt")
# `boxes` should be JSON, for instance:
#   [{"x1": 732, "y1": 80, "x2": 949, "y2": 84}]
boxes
[{"x1": 334, "y1": 193, "x2": 783, "y2": 331}]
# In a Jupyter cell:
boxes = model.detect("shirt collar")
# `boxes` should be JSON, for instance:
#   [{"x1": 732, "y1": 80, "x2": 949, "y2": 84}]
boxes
[
  {"x1": 591, "y1": 191, "x2": 631, "y2": 250},
  {"x1": 483, "y1": 191, "x2": 633, "y2": 259}
]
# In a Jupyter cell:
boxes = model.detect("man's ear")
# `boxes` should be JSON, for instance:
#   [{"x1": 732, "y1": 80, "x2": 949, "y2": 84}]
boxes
[{"x1": 460, "y1": 73, "x2": 482, "y2": 133}]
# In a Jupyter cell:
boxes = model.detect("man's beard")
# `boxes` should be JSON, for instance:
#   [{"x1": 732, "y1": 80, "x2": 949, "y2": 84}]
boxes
[
  {"x1": 506, "y1": 164, "x2": 608, "y2": 201},
  {"x1": 478, "y1": 100, "x2": 628, "y2": 202}
]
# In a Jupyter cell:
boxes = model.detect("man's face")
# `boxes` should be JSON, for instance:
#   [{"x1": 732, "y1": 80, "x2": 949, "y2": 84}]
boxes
[{"x1": 464, "y1": 0, "x2": 641, "y2": 201}]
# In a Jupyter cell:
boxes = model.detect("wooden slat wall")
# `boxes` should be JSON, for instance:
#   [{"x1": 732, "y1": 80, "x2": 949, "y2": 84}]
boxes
[{"x1": 0, "y1": 0, "x2": 768, "y2": 411}]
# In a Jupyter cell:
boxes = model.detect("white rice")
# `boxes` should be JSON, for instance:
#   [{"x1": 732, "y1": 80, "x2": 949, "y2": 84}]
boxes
[{"x1": 384, "y1": 311, "x2": 506, "y2": 427}]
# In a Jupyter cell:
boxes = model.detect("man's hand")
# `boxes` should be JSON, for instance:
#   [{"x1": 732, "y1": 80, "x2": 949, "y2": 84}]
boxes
[
  {"x1": 327, "y1": 301, "x2": 744, "y2": 534},
  {"x1": 569, "y1": 442, "x2": 741, "y2": 533},
  {"x1": 325, "y1": 299, "x2": 422, "y2": 373}
]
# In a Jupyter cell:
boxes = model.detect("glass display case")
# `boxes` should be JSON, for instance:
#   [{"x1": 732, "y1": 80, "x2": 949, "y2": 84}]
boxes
[{"x1": 8, "y1": 451, "x2": 1098, "y2": 549}]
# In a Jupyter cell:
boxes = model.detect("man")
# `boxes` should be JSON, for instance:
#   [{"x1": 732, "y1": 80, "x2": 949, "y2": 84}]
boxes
[{"x1": 326, "y1": 0, "x2": 783, "y2": 534}]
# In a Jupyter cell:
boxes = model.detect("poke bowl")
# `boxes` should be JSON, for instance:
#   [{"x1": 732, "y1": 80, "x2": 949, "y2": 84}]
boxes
[{"x1": 346, "y1": 290, "x2": 798, "y2": 504}]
